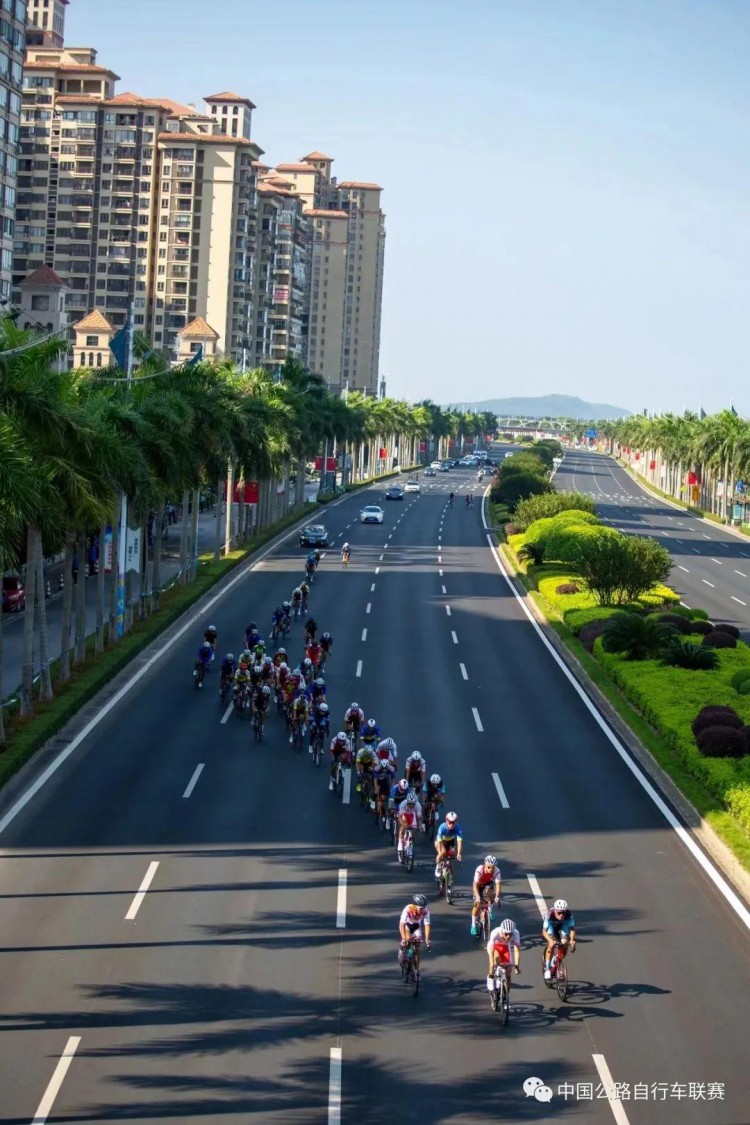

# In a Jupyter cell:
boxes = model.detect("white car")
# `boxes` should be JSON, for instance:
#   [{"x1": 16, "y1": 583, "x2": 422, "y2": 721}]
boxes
[
  {"x1": 360, "y1": 504, "x2": 384, "y2": 524},
  {"x1": 404, "y1": 480, "x2": 420, "y2": 493},
  {"x1": 430, "y1": 460, "x2": 442, "y2": 469}
]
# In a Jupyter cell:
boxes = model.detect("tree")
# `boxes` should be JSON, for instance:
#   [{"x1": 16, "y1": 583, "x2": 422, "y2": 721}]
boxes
[{"x1": 574, "y1": 532, "x2": 672, "y2": 606}]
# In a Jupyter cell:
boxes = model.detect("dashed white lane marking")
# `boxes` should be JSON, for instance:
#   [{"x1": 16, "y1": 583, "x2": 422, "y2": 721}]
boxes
[
  {"x1": 361, "y1": 628, "x2": 368, "y2": 642},
  {"x1": 451, "y1": 631, "x2": 458, "y2": 644},
  {"x1": 731, "y1": 596, "x2": 747, "y2": 606},
  {"x1": 125, "y1": 861, "x2": 159, "y2": 921},
  {"x1": 329, "y1": 1046, "x2": 343, "y2": 1124},
  {"x1": 370, "y1": 583, "x2": 376, "y2": 592},
  {"x1": 379, "y1": 554, "x2": 384, "y2": 561},
  {"x1": 459, "y1": 663, "x2": 468, "y2": 680},
  {"x1": 702, "y1": 533, "x2": 712, "y2": 539},
  {"x1": 593, "y1": 1054, "x2": 632, "y2": 1125},
  {"x1": 336, "y1": 870, "x2": 347, "y2": 928},
  {"x1": 438, "y1": 555, "x2": 442, "y2": 564},
  {"x1": 375, "y1": 567, "x2": 380, "y2": 575},
  {"x1": 356, "y1": 660, "x2": 363, "y2": 677},
  {"x1": 472, "y1": 707, "x2": 484, "y2": 732},
  {"x1": 182, "y1": 764, "x2": 205, "y2": 799},
  {"x1": 220, "y1": 702, "x2": 233, "y2": 724},
  {"x1": 526, "y1": 873, "x2": 547, "y2": 918},
  {"x1": 439, "y1": 569, "x2": 443, "y2": 577},
  {"x1": 445, "y1": 605, "x2": 452, "y2": 616},
  {"x1": 735, "y1": 570, "x2": 747, "y2": 578},
  {"x1": 438, "y1": 535, "x2": 441, "y2": 542},
  {"x1": 442, "y1": 585, "x2": 447, "y2": 594},
  {"x1": 366, "y1": 602, "x2": 371, "y2": 613},
  {"x1": 342, "y1": 769, "x2": 351, "y2": 804},
  {"x1": 702, "y1": 579, "x2": 715, "y2": 588},
  {"x1": 680, "y1": 601, "x2": 692, "y2": 610},
  {"x1": 691, "y1": 548, "x2": 700, "y2": 554},
  {"x1": 31, "y1": 1035, "x2": 82, "y2": 1125},
  {"x1": 491, "y1": 772, "x2": 509, "y2": 808},
  {"x1": 678, "y1": 565, "x2": 689, "y2": 573},
  {"x1": 711, "y1": 558, "x2": 722, "y2": 565}
]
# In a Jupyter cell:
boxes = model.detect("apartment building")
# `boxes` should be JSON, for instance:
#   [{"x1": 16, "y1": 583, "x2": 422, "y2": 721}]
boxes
[
  {"x1": 0, "y1": 0, "x2": 26, "y2": 303},
  {"x1": 14, "y1": 43, "x2": 261, "y2": 359},
  {"x1": 26, "y1": 0, "x2": 67, "y2": 48},
  {"x1": 251, "y1": 174, "x2": 310, "y2": 369},
  {"x1": 267, "y1": 152, "x2": 385, "y2": 395}
]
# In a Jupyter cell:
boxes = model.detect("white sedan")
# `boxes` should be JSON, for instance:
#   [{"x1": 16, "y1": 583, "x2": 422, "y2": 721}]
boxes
[
  {"x1": 404, "y1": 480, "x2": 420, "y2": 493},
  {"x1": 360, "y1": 505, "x2": 384, "y2": 524}
]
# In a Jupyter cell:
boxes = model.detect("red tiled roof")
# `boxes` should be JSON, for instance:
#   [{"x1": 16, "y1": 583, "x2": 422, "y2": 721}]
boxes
[
  {"x1": 157, "y1": 132, "x2": 256, "y2": 146},
  {"x1": 276, "y1": 163, "x2": 317, "y2": 173},
  {"x1": 20, "y1": 264, "x2": 66, "y2": 287},
  {"x1": 205, "y1": 90, "x2": 257, "y2": 108},
  {"x1": 25, "y1": 61, "x2": 120, "y2": 78},
  {"x1": 301, "y1": 151, "x2": 333, "y2": 162},
  {"x1": 338, "y1": 181, "x2": 382, "y2": 190},
  {"x1": 307, "y1": 209, "x2": 348, "y2": 218},
  {"x1": 73, "y1": 309, "x2": 113, "y2": 332},
  {"x1": 179, "y1": 316, "x2": 219, "y2": 340}
]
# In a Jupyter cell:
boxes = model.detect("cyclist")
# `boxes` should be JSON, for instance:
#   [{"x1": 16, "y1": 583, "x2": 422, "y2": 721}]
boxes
[
  {"x1": 434, "y1": 811, "x2": 463, "y2": 878},
  {"x1": 272, "y1": 646, "x2": 288, "y2": 669},
  {"x1": 244, "y1": 622, "x2": 261, "y2": 650},
  {"x1": 204, "y1": 624, "x2": 218, "y2": 651},
  {"x1": 289, "y1": 693, "x2": 310, "y2": 743},
  {"x1": 306, "y1": 637, "x2": 323, "y2": 671},
  {"x1": 194, "y1": 640, "x2": 214, "y2": 686},
  {"x1": 291, "y1": 586, "x2": 303, "y2": 617},
  {"x1": 376, "y1": 736, "x2": 398, "y2": 768},
  {"x1": 309, "y1": 699, "x2": 330, "y2": 752},
  {"x1": 299, "y1": 580, "x2": 310, "y2": 613},
  {"x1": 355, "y1": 742, "x2": 378, "y2": 795},
  {"x1": 305, "y1": 555, "x2": 316, "y2": 582},
  {"x1": 304, "y1": 616, "x2": 317, "y2": 644},
  {"x1": 471, "y1": 855, "x2": 502, "y2": 936},
  {"x1": 423, "y1": 773, "x2": 445, "y2": 823},
  {"x1": 329, "y1": 730, "x2": 352, "y2": 790},
  {"x1": 404, "y1": 750, "x2": 426, "y2": 793},
  {"x1": 311, "y1": 675, "x2": 327, "y2": 704},
  {"x1": 281, "y1": 600, "x2": 293, "y2": 629},
  {"x1": 373, "y1": 755, "x2": 396, "y2": 815},
  {"x1": 301, "y1": 655, "x2": 315, "y2": 686},
  {"x1": 361, "y1": 717, "x2": 381, "y2": 748},
  {"x1": 319, "y1": 631, "x2": 333, "y2": 667},
  {"x1": 341, "y1": 542, "x2": 351, "y2": 565},
  {"x1": 387, "y1": 777, "x2": 409, "y2": 826},
  {"x1": 233, "y1": 659, "x2": 251, "y2": 707},
  {"x1": 543, "y1": 899, "x2": 576, "y2": 981},
  {"x1": 252, "y1": 681, "x2": 271, "y2": 721},
  {"x1": 397, "y1": 790, "x2": 423, "y2": 859},
  {"x1": 399, "y1": 894, "x2": 431, "y2": 970},
  {"x1": 464, "y1": 494, "x2": 471, "y2": 509},
  {"x1": 449, "y1": 492, "x2": 454, "y2": 508},
  {"x1": 260, "y1": 655, "x2": 275, "y2": 687},
  {"x1": 219, "y1": 652, "x2": 236, "y2": 694},
  {"x1": 313, "y1": 548, "x2": 323, "y2": 564},
  {"x1": 251, "y1": 639, "x2": 265, "y2": 664},
  {"x1": 486, "y1": 918, "x2": 521, "y2": 992},
  {"x1": 270, "y1": 605, "x2": 286, "y2": 638},
  {"x1": 344, "y1": 702, "x2": 364, "y2": 740},
  {"x1": 281, "y1": 667, "x2": 298, "y2": 714}
]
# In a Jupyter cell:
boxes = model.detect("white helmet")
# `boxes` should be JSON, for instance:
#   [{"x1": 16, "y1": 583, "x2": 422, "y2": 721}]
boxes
[
  {"x1": 382, "y1": 737, "x2": 396, "y2": 752},
  {"x1": 484, "y1": 855, "x2": 497, "y2": 867},
  {"x1": 319, "y1": 702, "x2": 329, "y2": 714},
  {"x1": 293, "y1": 587, "x2": 302, "y2": 596},
  {"x1": 406, "y1": 790, "x2": 418, "y2": 805},
  {"x1": 350, "y1": 702, "x2": 359, "y2": 712},
  {"x1": 499, "y1": 918, "x2": 515, "y2": 934},
  {"x1": 553, "y1": 899, "x2": 568, "y2": 912},
  {"x1": 343, "y1": 542, "x2": 350, "y2": 549},
  {"x1": 407, "y1": 751, "x2": 423, "y2": 763},
  {"x1": 430, "y1": 773, "x2": 441, "y2": 785},
  {"x1": 445, "y1": 811, "x2": 457, "y2": 825},
  {"x1": 337, "y1": 731, "x2": 347, "y2": 741}
]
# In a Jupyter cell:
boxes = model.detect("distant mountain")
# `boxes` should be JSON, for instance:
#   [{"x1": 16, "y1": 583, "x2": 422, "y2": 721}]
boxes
[{"x1": 450, "y1": 394, "x2": 629, "y2": 420}]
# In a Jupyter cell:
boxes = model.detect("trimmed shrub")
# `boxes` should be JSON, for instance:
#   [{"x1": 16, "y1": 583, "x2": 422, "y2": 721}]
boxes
[
  {"x1": 547, "y1": 509, "x2": 600, "y2": 527},
  {"x1": 491, "y1": 472, "x2": 551, "y2": 511},
  {"x1": 555, "y1": 582, "x2": 581, "y2": 595},
  {"x1": 514, "y1": 490, "x2": 597, "y2": 530},
  {"x1": 654, "y1": 613, "x2": 692, "y2": 635},
  {"x1": 712, "y1": 623, "x2": 741, "y2": 640},
  {"x1": 691, "y1": 608, "x2": 710, "y2": 621},
  {"x1": 543, "y1": 523, "x2": 618, "y2": 565},
  {"x1": 730, "y1": 669, "x2": 750, "y2": 692},
  {"x1": 660, "y1": 637, "x2": 720, "y2": 671},
  {"x1": 688, "y1": 620, "x2": 714, "y2": 636},
  {"x1": 651, "y1": 604, "x2": 693, "y2": 621},
  {"x1": 691, "y1": 707, "x2": 742, "y2": 738},
  {"x1": 702, "y1": 631, "x2": 738, "y2": 650},
  {"x1": 517, "y1": 542, "x2": 544, "y2": 565},
  {"x1": 696, "y1": 726, "x2": 748, "y2": 759},
  {"x1": 574, "y1": 532, "x2": 672, "y2": 606},
  {"x1": 737, "y1": 680, "x2": 750, "y2": 696},
  {"x1": 601, "y1": 613, "x2": 678, "y2": 660},
  {"x1": 579, "y1": 619, "x2": 611, "y2": 652}
]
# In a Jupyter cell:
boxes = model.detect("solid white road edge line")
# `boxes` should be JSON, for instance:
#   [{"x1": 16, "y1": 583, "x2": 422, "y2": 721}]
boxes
[
  {"x1": 336, "y1": 869, "x2": 347, "y2": 928},
  {"x1": 491, "y1": 772, "x2": 509, "y2": 808},
  {"x1": 182, "y1": 764, "x2": 204, "y2": 799},
  {"x1": 459, "y1": 663, "x2": 468, "y2": 680},
  {"x1": 526, "y1": 874, "x2": 547, "y2": 918},
  {"x1": 219, "y1": 701, "x2": 234, "y2": 724},
  {"x1": 472, "y1": 707, "x2": 484, "y2": 732},
  {"x1": 328, "y1": 1046, "x2": 343, "y2": 1125},
  {"x1": 125, "y1": 860, "x2": 159, "y2": 921},
  {"x1": 482, "y1": 506, "x2": 750, "y2": 932},
  {"x1": 31, "y1": 1035, "x2": 81, "y2": 1125},
  {"x1": 592, "y1": 1054, "x2": 632, "y2": 1125},
  {"x1": 356, "y1": 660, "x2": 363, "y2": 677}
]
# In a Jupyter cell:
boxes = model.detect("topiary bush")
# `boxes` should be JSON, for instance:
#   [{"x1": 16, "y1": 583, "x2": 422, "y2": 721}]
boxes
[
  {"x1": 688, "y1": 620, "x2": 714, "y2": 636},
  {"x1": 654, "y1": 613, "x2": 692, "y2": 634},
  {"x1": 691, "y1": 608, "x2": 710, "y2": 621},
  {"x1": 696, "y1": 725, "x2": 748, "y2": 759},
  {"x1": 702, "y1": 631, "x2": 738, "y2": 649},
  {"x1": 712, "y1": 623, "x2": 741, "y2": 640},
  {"x1": 737, "y1": 680, "x2": 750, "y2": 696},
  {"x1": 579, "y1": 619, "x2": 611, "y2": 652},
  {"x1": 513, "y1": 490, "x2": 597, "y2": 530},
  {"x1": 691, "y1": 706, "x2": 743, "y2": 738},
  {"x1": 730, "y1": 669, "x2": 750, "y2": 691},
  {"x1": 547, "y1": 509, "x2": 600, "y2": 528},
  {"x1": 555, "y1": 582, "x2": 581, "y2": 595},
  {"x1": 660, "y1": 637, "x2": 720, "y2": 671},
  {"x1": 491, "y1": 472, "x2": 551, "y2": 511},
  {"x1": 601, "y1": 612, "x2": 678, "y2": 660},
  {"x1": 653, "y1": 605, "x2": 693, "y2": 621}
]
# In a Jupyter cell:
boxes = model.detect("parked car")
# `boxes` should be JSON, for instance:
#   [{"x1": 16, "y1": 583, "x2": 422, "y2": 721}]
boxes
[
  {"x1": 424, "y1": 467, "x2": 436, "y2": 477},
  {"x1": 360, "y1": 505, "x2": 384, "y2": 524},
  {"x1": 385, "y1": 486, "x2": 404, "y2": 501},
  {"x1": 404, "y1": 480, "x2": 420, "y2": 493},
  {"x1": 299, "y1": 524, "x2": 329, "y2": 548},
  {"x1": 2, "y1": 575, "x2": 25, "y2": 613},
  {"x1": 430, "y1": 460, "x2": 442, "y2": 469},
  {"x1": 439, "y1": 463, "x2": 451, "y2": 472}
]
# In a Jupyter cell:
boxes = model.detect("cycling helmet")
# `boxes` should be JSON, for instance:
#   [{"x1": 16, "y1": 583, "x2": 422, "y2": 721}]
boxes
[
  {"x1": 261, "y1": 685, "x2": 271, "y2": 696},
  {"x1": 382, "y1": 737, "x2": 396, "y2": 752},
  {"x1": 350, "y1": 702, "x2": 359, "y2": 711},
  {"x1": 303, "y1": 657, "x2": 312, "y2": 668},
  {"x1": 279, "y1": 661, "x2": 288, "y2": 671},
  {"x1": 337, "y1": 731, "x2": 347, "y2": 741},
  {"x1": 343, "y1": 542, "x2": 350, "y2": 549},
  {"x1": 553, "y1": 899, "x2": 568, "y2": 912},
  {"x1": 397, "y1": 779, "x2": 409, "y2": 793},
  {"x1": 430, "y1": 773, "x2": 441, "y2": 785},
  {"x1": 282, "y1": 600, "x2": 291, "y2": 610},
  {"x1": 293, "y1": 587, "x2": 302, "y2": 595},
  {"x1": 367, "y1": 718, "x2": 377, "y2": 730},
  {"x1": 293, "y1": 666, "x2": 301, "y2": 675},
  {"x1": 322, "y1": 631, "x2": 332, "y2": 641},
  {"x1": 407, "y1": 751, "x2": 423, "y2": 763},
  {"x1": 484, "y1": 855, "x2": 497, "y2": 867},
  {"x1": 412, "y1": 894, "x2": 428, "y2": 908},
  {"x1": 202, "y1": 640, "x2": 212, "y2": 649},
  {"x1": 276, "y1": 647, "x2": 287, "y2": 657},
  {"x1": 499, "y1": 918, "x2": 515, "y2": 935},
  {"x1": 225, "y1": 653, "x2": 234, "y2": 663},
  {"x1": 315, "y1": 677, "x2": 325, "y2": 687},
  {"x1": 319, "y1": 702, "x2": 329, "y2": 714},
  {"x1": 406, "y1": 790, "x2": 418, "y2": 805},
  {"x1": 206, "y1": 625, "x2": 217, "y2": 634},
  {"x1": 445, "y1": 811, "x2": 458, "y2": 826},
  {"x1": 263, "y1": 655, "x2": 273, "y2": 665}
]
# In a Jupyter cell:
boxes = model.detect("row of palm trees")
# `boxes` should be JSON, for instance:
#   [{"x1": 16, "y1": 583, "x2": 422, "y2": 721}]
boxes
[
  {"x1": 0, "y1": 319, "x2": 497, "y2": 741},
  {"x1": 590, "y1": 411, "x2": 750, "y2": 522}
]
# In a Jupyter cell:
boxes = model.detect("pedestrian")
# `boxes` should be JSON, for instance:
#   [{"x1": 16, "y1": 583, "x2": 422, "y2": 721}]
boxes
[
  {"x1": 167, "y1": 501, "x2": 176, "y2": 525},
  {"x1": 71, "y1": 550, "x2": 79, "y2": 584}
]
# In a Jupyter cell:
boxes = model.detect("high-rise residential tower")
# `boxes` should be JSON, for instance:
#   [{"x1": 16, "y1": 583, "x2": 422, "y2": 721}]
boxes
[
  {"x1": 26, "y1": 0, "x2": 68, "y2": 48},
  {"x1": 0, "y1": 0, "x2": 26, "y2": 303}
]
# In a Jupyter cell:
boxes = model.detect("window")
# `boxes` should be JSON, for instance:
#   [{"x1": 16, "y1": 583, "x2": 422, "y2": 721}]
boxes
[{"x1": 85, "y1": 334, "x2": 99, "y2": 347}]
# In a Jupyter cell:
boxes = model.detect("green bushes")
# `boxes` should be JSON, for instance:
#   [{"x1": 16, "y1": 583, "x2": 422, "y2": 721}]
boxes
[
  {"x1": 697, "y1": 726, "x2": 748, "y2": 758},
  {"x1": 731, "y1": 669, "x2": 750, "y2": 693},
  {"x1": 491, "y1": 471, "x2": 551, "y2": 511},
  {"x1": 661, "y1": 638, "x2": 720, "y2": 671},
  {"x1": 703, "y1": 631, "x2": 738, "y2": 650},
  {"x1": 514, "y1": 490, "x2": 597, "y2": 530},
  {"x1": 524, "y1": 512, "x2": 616, "y2": 564},
  {"x1": 574, "y1": 533, "x2": 672, "y2": 606},
  {"x1": 601, "y1": 613, "x2": 678, "y2": 660}
]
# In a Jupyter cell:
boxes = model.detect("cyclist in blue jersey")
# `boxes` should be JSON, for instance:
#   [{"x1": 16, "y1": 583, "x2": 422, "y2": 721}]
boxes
[
  {"x1": 361, "y1": 717, "x2": 381, "y2": 747},
  {"x1": 434, "y1": 811, "x2": 463, "y2": 877},
  {"x1": 543, "y1": 899, "x2": 576, "y2": 981}
]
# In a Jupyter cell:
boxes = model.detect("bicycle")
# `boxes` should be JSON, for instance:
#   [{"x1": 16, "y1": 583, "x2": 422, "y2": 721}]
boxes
[
  {"x1": 219, "y1": 674, "x2": 232, "y2": 705},
  {"x1": 358, "y1": 770, "x2": 374, "y2": 811},
  {"x1": 543, "y1": 942, "x2": 572, "y2": 1001},
  {"x1": 435, "y1": 855, "x2": 455, "y2": 903},
  {"x1": 398, "y1": 827, "x2": 415, "y2": 873},
  {"x1": 310, "y1": 724, "x2": 325, "y2": 767},
  {"x1": 489, "y1": 964, "x2": 513, "y2": 1024},
  {"x1": 374, "y1": 785, "x2": 389, "y2": 831},
  {"x1": 332, "y1": 756, "x2": 347, "y2": 799},
  {"x1": 252, "y1": 708, "x2": 265, "y2": 742},
  {"x1": 342, "y1": 551, "x2": 350, "y2": 568},
  {"x1": 474, "y1": 896, "x2": 494, "y2": 943},
  {"x1": 423, "y1": 800, "x2": 438, "y2": 842},
  {"x1": 400, "y1": 938, "x2": 422, "y2": 997},
  {"x1": 292, "y1": 718, "x2": 307, "y2": 753},
  {"x1": 292, "y1": 601, "x2": 302, "y2": 621},
  {"x1": 345, "y1": 722, "x2": 360, "y2": 755},
  {"x1": 233, "y1": 683, "x2": 250, "y2": 717},
  {"x1": 193, "y1": 661, "x2": 206, "y2": 690}
]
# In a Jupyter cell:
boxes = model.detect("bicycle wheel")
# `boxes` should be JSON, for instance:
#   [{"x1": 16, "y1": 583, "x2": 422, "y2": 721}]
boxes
[
  {"x1": 490, "y1": 978, "x2": 500, "y2": 1012},
  {"x1": 556, "y1": 961, "x2": 569, "y2": 1002},
  {"x1": 412, "y1": 968, "x2": 420, "y2": 998},
  {"x1": 313, "y1": 737, "x2": 322, "y2": 767},
  {"x1": 446, "y1": 868, "x2": 453, "y2": 904},
  {"x1": 335, "y1": 767, "x2": 344, "y2": 799},
  {"x1": 500, "y1": 975, "x2": 509, "y2": 1026},
  {"x1": 405, "y1": 841, "x2": 414, "y2": 873}
]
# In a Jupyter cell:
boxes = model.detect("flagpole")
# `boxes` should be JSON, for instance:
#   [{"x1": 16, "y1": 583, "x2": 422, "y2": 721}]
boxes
[{"x1": 116, "y1": 309, "x2": 134, "y2": 637}]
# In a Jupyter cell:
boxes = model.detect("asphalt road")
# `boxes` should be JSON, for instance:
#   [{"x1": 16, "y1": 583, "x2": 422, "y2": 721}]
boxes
[
  {"x1": 0, "y1": 462, "x2": 748, "y2": 1123},
  {"x1": 555, "y1": 449, "x2": 750, "y2": 634}
]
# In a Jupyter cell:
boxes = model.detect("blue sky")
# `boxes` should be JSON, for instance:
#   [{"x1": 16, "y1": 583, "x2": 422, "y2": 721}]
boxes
[{"x1": 66, "y1": 0, "x2": 750, "y2": 413}]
